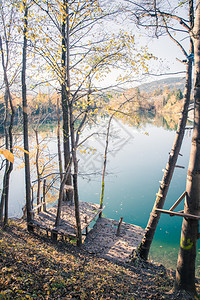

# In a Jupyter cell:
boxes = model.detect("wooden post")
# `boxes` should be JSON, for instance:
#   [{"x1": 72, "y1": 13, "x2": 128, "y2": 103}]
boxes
[
  {"x1": 43, "y1": 179, "x2": 46, "y2": 212},
  {"x1": 27, "y1": 223, "x2": 34, "y2": 233},
  {"x1": 51, "y1": 230, "x2": 58, "y2": 241},
  {"x1": 85, "y1": 216, "x2": 88, "y2": 235},
  {"x1": 116, "y1": 217, "x2": 123, "y2": 236}
]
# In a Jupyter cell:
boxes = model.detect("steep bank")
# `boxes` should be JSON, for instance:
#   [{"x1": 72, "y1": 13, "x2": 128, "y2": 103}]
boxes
[{"x1": 0, "y1": 220, "x2": 199, "y2": 299}]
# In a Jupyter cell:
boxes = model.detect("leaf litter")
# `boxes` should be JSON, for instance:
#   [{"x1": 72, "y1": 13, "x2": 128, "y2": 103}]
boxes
[{"x1": 0, "y1": 220, "x2": 199, "y2": 299}]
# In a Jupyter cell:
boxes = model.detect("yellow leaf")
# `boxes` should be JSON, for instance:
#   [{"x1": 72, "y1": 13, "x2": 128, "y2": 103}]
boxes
[
  {"x1": 0, "y1": 149, "x2": 14, "y2": 163},
  {"x1": 14, "y1": 146, "x2": 29, "y2": 154},
  {"x1": 19, "y1": 2, "x2": 23, "y2": 13}
]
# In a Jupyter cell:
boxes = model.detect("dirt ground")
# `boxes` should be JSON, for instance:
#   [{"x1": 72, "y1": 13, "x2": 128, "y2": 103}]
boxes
[{"x1": 0, "y1": 219, "x2": 199, "y2": 299}]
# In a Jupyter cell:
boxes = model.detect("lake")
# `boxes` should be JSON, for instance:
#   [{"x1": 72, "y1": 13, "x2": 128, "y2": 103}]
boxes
[{"x1": 2, "y1": 114, "x2": 199, "y2": 274}]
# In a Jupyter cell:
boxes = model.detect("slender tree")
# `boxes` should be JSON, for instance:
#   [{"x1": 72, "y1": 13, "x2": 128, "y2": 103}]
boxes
[
  {"x1": 125, "y1": 0, "x2": 194, "y2": 261},
  {"x1": 99, "y1": 98, "x2": 133, "y2": 217},
  {"x1": 61, "y1": 0, "x2": 71, "y2": 187},
  {"x1": 21, "y1": 0, "x2": 33, "y2": 227},
  {"x1": 174, "y1": 0, "x2": 200, "y2": 295},
  {"x1": 0, "y1": 1, "x2": 15, "y2": 226},
  {"x1": 34, "y1": 129, "x2": 42, "y2": 210},
  {"x1": 60, "y1": 0, "x2": 83, "y2": 244},
  {"x1": 56, "y1": 97, "x2": 63, "y2": 182}
]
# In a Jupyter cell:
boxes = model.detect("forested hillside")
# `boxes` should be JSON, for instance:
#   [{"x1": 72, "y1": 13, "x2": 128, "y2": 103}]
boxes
[{"x1": 0, "y1": 77, "x2": 187, "y2": 132}]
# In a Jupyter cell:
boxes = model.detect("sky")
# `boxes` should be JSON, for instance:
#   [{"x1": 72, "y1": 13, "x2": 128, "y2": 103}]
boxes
[
  {"x1": 0, "y1": 0, "x2": 190, "y2": 93},
  {"x1": 144, "y1": 35, "x2": 187, "y2": 76},
  {"x1": 95, "y1": 0, "x2": 191, "y2": 90},
  {"x1": 97, "y1": 31, "x2": 188, "y2": 90}
]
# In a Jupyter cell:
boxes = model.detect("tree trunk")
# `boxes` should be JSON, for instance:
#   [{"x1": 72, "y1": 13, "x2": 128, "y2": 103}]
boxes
[
  {"x1": 65, "y1": 0, "x2": 81, "y2": 246},
  {"x1": 137, "y1": 59, "x2": 193, "y2": 259},
  {"x1": 55, "y1": 0, "x2": 82, "y2": 245},
  {"x1": 0, "y1": 34, "x2": 14, "y2": 227},
  {"x1": 0, "y1": 162, "x2": 8, "y2": 224},
  {"x1": 99, "y1": 115, "x2": 112, "y2": 217},
  {"x1": 4, "y1": 89, "x2": 14, "y2": 226},
  {"x1": 99, "y1": 98, "x2": 134, "y2": 217},
  {"x1": 35, "y1": 130, "x2": 41, "y2": 212},
  {"x1": 22, "y1": 2, "x2": 33, "y2": 226},
  {"x1": 56, "y1": 97, "x2": 63, "y2": 182},
  {"x1": 69, "y1": 100, "x2": 82, "y2": 246},
  {"x1": 137, "y1": 1, "x2": 194, "y2": 261},
  {"x1": 55, "y1": 157, "x2": 72, "y2": 227},
  {"x1": 174, "y1": 1, "x2": 200, "y2": 295},
  {"x1": 61, "y1": 0, "x2": 71, "y2": 187},
  {"x1": 0, "y1": 91, "x2": 9, "y2": 225}
]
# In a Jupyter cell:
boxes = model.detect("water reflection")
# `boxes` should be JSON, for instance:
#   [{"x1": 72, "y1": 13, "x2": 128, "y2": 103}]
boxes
[
  {"x1": 116, "y1": 109, "x2": 193, "y2": 132},
  {"x1": 0, "y1": 110, "x2": 196, "y2": 273}
]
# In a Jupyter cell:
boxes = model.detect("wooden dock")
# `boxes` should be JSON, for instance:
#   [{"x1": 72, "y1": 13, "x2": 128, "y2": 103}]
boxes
[
  {"x1": 27, "y1": 199, "x2": 145, "y2": 262},
  {"x1": 28, "y1": 201, "x2": 104, "y2": 241},
  {"x1": 83, "y1": 217, "x2": 145, "y2": 263}
]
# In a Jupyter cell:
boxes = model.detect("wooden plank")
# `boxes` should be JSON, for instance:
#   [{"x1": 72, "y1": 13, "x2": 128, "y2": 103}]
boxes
[
  {"x1": 175, "y1": 165, "x2": 185, "y2": 169},
  {"x1": 55, "y1": 228, "x2": 77, "y2": 239},
  {"x1": 28, "y1": 220, "x2": 49, "y2": 231},
  {"x1": 169, "y1": 191, "x2": 186, "y2": 211},
  {"x1": 30, "y1": 202, "x2": 104, "y2": 241},
  {"x1": 155, "y1": 208, "x2": 200, "y2": 220},
  {"x1": 30, "y1": 202, "x2": 46, "y2": 213},
  {"x1": 82, "y1": 206, "x2": 104, "y2": 231},
  {"x1": 29, "y1": 221, "x2": 77, "y2": 239},
  {"x1": 64, "y1": 185, "x2": 74, "y2": 191}
]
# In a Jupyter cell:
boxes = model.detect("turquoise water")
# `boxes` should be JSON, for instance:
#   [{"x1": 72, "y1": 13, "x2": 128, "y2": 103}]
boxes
[
  {"x1": 3, "y1": 117, "x2": 198, "y2": 272},
  {"x1": 77, "y1": 119, "x2": 195, "y2": 272}
]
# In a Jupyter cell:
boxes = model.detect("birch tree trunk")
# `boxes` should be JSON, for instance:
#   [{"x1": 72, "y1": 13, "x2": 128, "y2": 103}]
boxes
[{"x1": 174, "y1": 1, "x2": 200, "y2": 294}]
